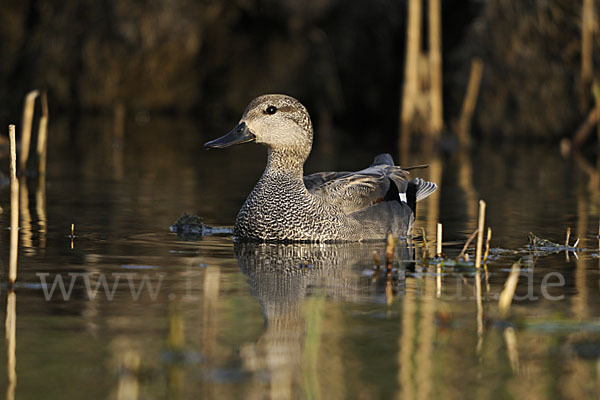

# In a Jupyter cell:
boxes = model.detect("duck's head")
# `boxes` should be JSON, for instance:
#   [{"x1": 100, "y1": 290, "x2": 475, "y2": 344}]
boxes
[{"x1": 204, "y1": 94, "x2": 313, "y2": 158}]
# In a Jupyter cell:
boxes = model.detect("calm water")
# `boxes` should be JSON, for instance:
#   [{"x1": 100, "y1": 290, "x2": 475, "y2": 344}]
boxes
[{"x1": 2, "y1": 116, "x2": 600, "y2": 399}]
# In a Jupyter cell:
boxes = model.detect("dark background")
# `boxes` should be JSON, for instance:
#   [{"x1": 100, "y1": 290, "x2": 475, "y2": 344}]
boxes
[{"x1": 0, "y1": 0, "x2": 598, "y2": 145}]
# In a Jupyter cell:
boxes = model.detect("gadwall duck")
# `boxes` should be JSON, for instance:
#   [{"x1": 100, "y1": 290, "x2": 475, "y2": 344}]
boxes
[{"x1": 204, "y1": 94, "x2": 437, "y2": 242}]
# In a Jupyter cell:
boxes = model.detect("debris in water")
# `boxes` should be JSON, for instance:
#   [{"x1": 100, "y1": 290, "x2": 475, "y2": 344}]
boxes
[
  {"x1": 170, "y1": 213, "x2": 233, "y2": 240},
  {"x1": 528, "y1": 232, "x2": 580, "y2": 255}
]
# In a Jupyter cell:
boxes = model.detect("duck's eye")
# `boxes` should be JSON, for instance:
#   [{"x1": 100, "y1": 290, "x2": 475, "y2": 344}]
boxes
[{"x1": 265, "y1": 106, "x2": 277, "y2": 115}]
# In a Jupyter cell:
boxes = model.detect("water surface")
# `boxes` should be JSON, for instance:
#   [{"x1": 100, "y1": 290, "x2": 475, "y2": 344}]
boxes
[{"x1": 1, "y1": 117, "x2": 600, "y2": 399}]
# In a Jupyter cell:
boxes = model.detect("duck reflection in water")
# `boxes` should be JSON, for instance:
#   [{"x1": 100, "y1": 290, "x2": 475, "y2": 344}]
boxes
[{"x1": 235, "y1": 240, "x2": 413, "y2": 396}]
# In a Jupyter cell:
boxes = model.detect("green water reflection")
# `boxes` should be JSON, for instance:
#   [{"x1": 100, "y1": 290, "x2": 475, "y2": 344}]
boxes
[{"x1": 1, "y1": 117, "x2": 600, "y2": 399}]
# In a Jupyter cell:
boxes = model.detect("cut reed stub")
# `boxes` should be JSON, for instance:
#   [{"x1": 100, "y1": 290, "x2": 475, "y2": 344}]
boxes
[
  {"x1": 483, "y1": 227, "x2": 492, "y2": 263},
  {"x1": 436, "y1": 222, "x2": 442, "y2": 257},
  {"x1": 9, "y1": 125, "x2": 19, "y2": 286},
  {"x1": 475, "y1": 200, "x2": 486, "y2": 269}
]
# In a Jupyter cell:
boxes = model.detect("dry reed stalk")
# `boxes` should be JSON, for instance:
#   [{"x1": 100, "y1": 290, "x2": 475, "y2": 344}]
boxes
[
  {"x1": 36, "y1": 91, "x2": 49, "y2": 177},
  {"x1": 483, "y1": 227, "x2": 492, "y2": 263},
  {"x1": 399, "y1": 0, "x2": 422, "y2": 157},
  {"x1": 594, "y1": 81, "x2": 600, "y2": 150},
  {"x1": 582, "y1": 0, "x2": 594, "y2": 86},
  {"x1": 428, "y1": 0, "x2": 443, "y2": 136},
  {"x1": 475, "y1": 200, "x2": 486, "y2": 270},
  {"x1": 9, "y1": 125, "x2": 19, "y2": 286},
  {"x1": 571, "y1": 107, "x2": 599, "y2": 149},
  {"x1": 483, "y1": 227, "x2": 492, "y2": 292},
  {"x1": 457, "y1": 58, "x2": 483, "y2": 148},
  {"x1": 498, "y1": 261, "x2": 521, "y2": 318},
  {"x1": 19, "y1": 90, "x2": 39, "y2": 173},
  {"x1": 565, "y1": 226, "x2": 573, "y2": 262},
  {"x1": 456, "y1": 229, "x2": 478, "y2": 262},
  {"x1": 436, "y1": 222, "x2": 442, "y2": 257}
]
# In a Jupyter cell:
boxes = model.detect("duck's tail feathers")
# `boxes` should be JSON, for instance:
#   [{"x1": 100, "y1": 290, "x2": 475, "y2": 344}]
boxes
[
  {"x1": 406, "y1": 178, "x2": 437, "y2": 214},
  {"x1": 411, "y1": 178, "x2": 438, "y2": 202}
]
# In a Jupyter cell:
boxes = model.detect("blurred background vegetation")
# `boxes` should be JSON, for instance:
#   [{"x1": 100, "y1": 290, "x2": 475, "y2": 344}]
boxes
[{"x1": 0, "y1": 0, "x2": 598, "y2": 146}]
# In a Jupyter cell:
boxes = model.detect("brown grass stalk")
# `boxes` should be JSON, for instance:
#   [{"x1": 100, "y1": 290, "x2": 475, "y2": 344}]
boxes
[
  {"x1": 457, "y1": 58, "x2": 483, "y2": 147},
  {"x1": 19, "y1": 90, "x2": 39, "y2": 173},
  {"x1": 475, "y1": 200, "x2": 486, "y2": 269},
  {"x1": 456, "y1": 229, "x2": 478, "y2": 262},
  {"x1": 9, "y1": 125, "x2": 19, "y2": 286},
  {"x1": 436, "y1": 222, "x2": 442, "y2": 257}
]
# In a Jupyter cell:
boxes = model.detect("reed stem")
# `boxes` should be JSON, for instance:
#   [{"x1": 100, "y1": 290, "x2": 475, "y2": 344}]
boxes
[
  {"x1": 19, "y1": 90, "x2": 39, "y2": 173},
  {"x1": 475, "y1": 200, "x2": 486, "y2": 269},
  {"x1": 456, "y1": 229, "x2": 478, "y2": 262},
  {"x1": 428, "y1": 0, "x2": 443, "y2": 136},
  {"x1": 457, "y1": 58, "x2": 483, "y2": 147},
  {"x1": 9, "y1": 125, "x2": 19, "y2": 286},
  {"x1": 436, "y1": 222, "x2": 442, "y2": 257},
  {"x1": 36, "y1": 91, "x2": 49, "y2": 177},
  {"x1": 483, "y1": 227, "x2": 492, "y2": 263}
]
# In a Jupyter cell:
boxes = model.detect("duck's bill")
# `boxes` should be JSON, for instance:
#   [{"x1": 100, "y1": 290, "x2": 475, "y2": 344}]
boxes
[{"x1": 204, "y1": 122, "x2": 256, "y2": 149}]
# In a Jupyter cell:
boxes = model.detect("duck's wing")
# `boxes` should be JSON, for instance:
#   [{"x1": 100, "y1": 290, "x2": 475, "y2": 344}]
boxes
[
  {"x1": 303, "y1": 154, "x2": 401, "y2": 191},
  {"x1": 303, "y1": 171, "x2": 352, "y2": 192},
  {"x1": 304, "y1": 158, "x2": 409, "y2": 214},
  {"x1": 304, "y1": 154, "x2": 437, "y2": 214}
]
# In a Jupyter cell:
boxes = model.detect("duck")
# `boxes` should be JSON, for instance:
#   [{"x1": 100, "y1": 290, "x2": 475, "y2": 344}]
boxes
[{"x1": 204, "y1": 94, "x2": 437, "y2": 242}]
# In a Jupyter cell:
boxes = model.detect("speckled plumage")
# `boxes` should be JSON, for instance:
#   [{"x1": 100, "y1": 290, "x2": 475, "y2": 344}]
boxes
[{"x1": 205, "y1": 94, "x2": 436, "y2": 242}]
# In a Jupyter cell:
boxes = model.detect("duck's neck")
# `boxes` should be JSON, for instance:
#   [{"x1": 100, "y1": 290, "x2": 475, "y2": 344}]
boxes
[{"x1": 264, "y1": 148, "x2": 306, "y2": 179}]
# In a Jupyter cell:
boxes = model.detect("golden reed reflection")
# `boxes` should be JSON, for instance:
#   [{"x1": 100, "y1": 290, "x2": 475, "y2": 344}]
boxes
[
  {"x1": 398, "y1": 276, "x2": 436, "y2": 400},
  {"x1": 5, "y1": 290, "x2": 17, "y2": 400},
  {"x1": 166, "y1": 302, "x2": 185, "y2": 400},
  {"x1": 110, "y1": 338, "x2": 140, "y2": 400},
  {"x1": 35, "y1": 176, "x2": 47, "y2": 249},
  {"x1": 19, "y1": 177, "x2": 34, "y2": 254},
  {"x1": 503, "y1": 327, "x2": 519, "y2": 373},
  {"x1": 201, "y1": 266, "x2": 221, "y2": 399},
  {"x1": 574, "y1": 180, "x2": 589, "y2": 319}
]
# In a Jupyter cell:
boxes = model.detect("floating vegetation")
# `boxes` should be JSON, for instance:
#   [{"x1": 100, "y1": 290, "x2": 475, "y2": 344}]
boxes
[
  {"x1": 527, "y1": 232, "x2": 580, "y2": 255},
  {"x1": 170, "y1": 213, "x2": 233, "y2": 240}
]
